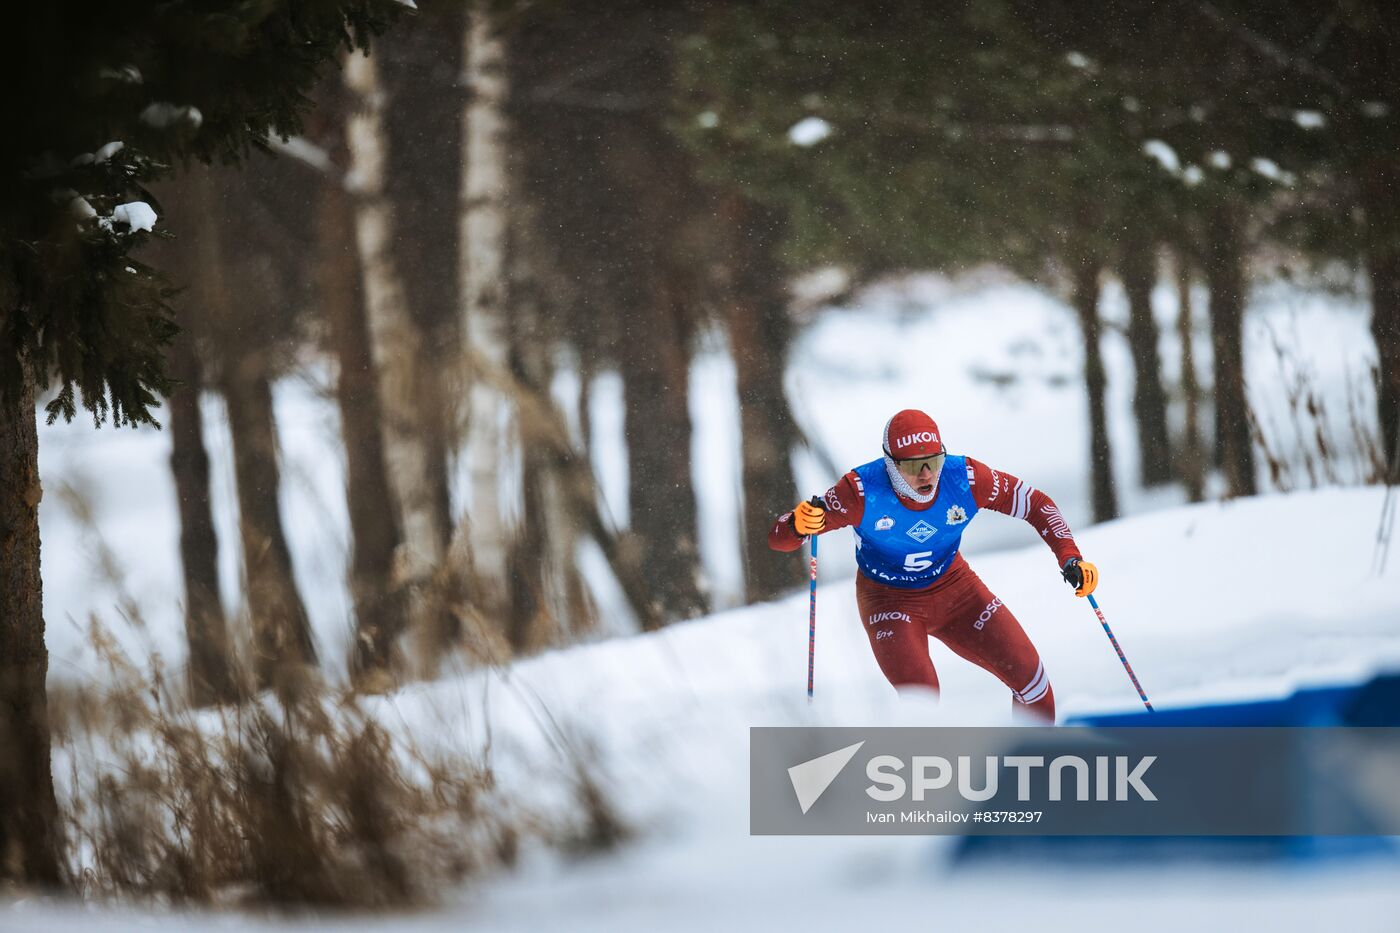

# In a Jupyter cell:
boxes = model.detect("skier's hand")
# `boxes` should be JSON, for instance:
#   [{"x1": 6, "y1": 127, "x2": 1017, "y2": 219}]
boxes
[
  {"x1": 1061, "y1": 558, "x2": 1098, "y2": 597},
  {"x1": 793, "y1": 497, "x2": 826, "y2": 536}
]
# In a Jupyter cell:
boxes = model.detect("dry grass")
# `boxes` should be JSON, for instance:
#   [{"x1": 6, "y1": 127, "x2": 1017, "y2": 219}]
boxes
[
  {"x1": 42, "y1": 476, "x2": 630, "y2": 913},
  {"x1": 1248, "y1": 324, "x2": 1386, "y2": 492},
  {"x1": 49, "y1": 618, "x2": 629, "y2": 913}
]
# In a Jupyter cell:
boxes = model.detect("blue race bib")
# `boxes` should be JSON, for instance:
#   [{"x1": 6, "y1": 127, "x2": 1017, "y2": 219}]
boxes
[{"x1": 852, "y1": 455, "x2": 978, "y2": 588}]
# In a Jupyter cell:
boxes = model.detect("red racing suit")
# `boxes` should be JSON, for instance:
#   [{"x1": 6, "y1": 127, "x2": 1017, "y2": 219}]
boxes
[{"x1": 769, "y1": 457, "x2": 1082, "y2": 722}]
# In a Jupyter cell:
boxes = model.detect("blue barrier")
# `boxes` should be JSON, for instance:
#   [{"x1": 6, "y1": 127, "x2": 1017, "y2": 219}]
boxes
[
  {"x1": 951, "y1": 671, "x2": 1400, "y2": 866},
  {"x1": 1066, "y1": 671, "x2": 1400, "y2": 728}
]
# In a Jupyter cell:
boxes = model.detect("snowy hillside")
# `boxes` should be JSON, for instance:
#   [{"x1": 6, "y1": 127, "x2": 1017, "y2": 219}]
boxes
[
  {"x1": 9, "y1": 486, "x2": 1400, "y2": 932},
  {"x1": 399, "y1": 486, "x2": 1400, "y2": 933}
]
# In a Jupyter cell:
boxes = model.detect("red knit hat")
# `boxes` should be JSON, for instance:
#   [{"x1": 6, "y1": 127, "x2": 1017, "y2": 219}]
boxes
[{"x1": 883, "y1": 409, "x2": 944, "y2": 459}]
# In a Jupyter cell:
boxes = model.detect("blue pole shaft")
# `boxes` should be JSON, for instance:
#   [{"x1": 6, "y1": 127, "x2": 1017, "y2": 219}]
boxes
[
  {"x1": 807, "y1": 533, "x2": 818, "y2": 701},
  {"x1": 1087, "y1": 593, "x2": 1153, "y2": 711}
]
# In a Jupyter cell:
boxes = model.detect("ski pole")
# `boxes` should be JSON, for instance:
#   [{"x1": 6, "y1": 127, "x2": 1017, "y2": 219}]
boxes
[
  {"x1": 1087, "y1": 592, "x2": 1153, "y2": 712},
  {"x1": 806, "y1": 496, "x2": 823, "y2": 702},
  {"x1": 807, "y1": 529, "x2": 818, "y2": 702}
]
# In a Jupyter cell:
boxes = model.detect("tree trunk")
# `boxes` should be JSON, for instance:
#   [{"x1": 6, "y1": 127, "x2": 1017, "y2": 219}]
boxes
[
  {"x1": 379, "y1": 0, "x2": 464, "y2": 554},
  {"x1": 343, "y1": 48, "x2": 454, "y2": 656},
  {"x1": 503, "y1": 208, "x2": 602, "y2": 649},
  {"x1": 1203, "y1": 194, "x2": 1257, "y2": 498},
  {"x1": 500, "y1": 240, "x2": 548, "y2": 651},
  {"x1": 0, "y1": 371, "x2": 62, "y2": 886},
  {"x1": 577, "y1": 353, "x2": 596, "y2": 465},
  {"x1": 1175, "y1": 253, "x2": 1206, "y2": 502},
  {"x1": 316, "y1": 149, "x2": 408, "y2": 686},
  {"x1": 459, "y1": 3, "x2": 516, "y2": 620},
  {"x1": 509, "y1": 375, "x2": 661, "y2": 633},
  {"x1": 502, "y1": 2, "x2": 706, "y2": 627},
  {"x1": 505, "y1": 375, "x2": 547, "y2": 652},
  {"x1": 223, "y1": 363, "x2": 318, "y2": 690},
  {"x1": 504, "y1": 455, "x2": 546, "y2": 651},
  {"x1": 611, "y1": 123, "x2": 709, "y2": 624},
  {"x1": 179, "y1": 160, "x2": 316, "y2": 692},
  {"x1": 618, "y1": 275, "x2": 707, "y2": 625},
  {"x1": 1070, "y1": 257, "x2": 1119, "y2": 523},
  {"x1": 1120, "y1": 229, "x2": 1173, "y2": 487},
  {"x1": 606, "y1": 132, "x2": 708, "y2": 625},
  {"x1": 167, "y1": 331, "x2": 242, "y2": 705},
  {"x1": 721, "y1": 193, "x2": 801, "y2": 602},
  {"x1": 1359, "y1": 154, "x2": 1400, "y2": 476},
  {"x1": 150, "y1": 165, "x2": 248, "y2": 705}
]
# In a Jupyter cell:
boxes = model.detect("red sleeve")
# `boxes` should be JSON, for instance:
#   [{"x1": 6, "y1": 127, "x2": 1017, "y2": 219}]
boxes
[
  {"x1": 767, "y1": 471, "x2": 866, "y2": 553},
  {"x1": 966, "y1": 457, "x2": 1083, "y2": 567}
]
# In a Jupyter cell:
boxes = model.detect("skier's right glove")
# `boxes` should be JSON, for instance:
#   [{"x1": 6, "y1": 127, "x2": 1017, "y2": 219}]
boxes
[
  {"x1": 1061, "y1": 557, "x2": 1099, "y2": 598},
  {"x1": 793, "y1": 497, "x2": 826, "y2": 536}
]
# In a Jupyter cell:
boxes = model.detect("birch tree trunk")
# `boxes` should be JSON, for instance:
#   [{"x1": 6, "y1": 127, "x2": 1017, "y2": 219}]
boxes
[
  {"x1": 314, "y1": 124, "x2": 408, "y2": 685},
  {"x1": 459, "y1": 4, "x2": 516, "y2": 619},
  {"x1": 343, "y1": 49, "x2": 455, "y2": 656}
]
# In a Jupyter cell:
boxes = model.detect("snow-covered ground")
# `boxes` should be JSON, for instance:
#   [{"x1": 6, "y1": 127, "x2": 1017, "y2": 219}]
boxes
[
  {"x1": 9, "y1": 486, "x2": 1400, "y2": 931},
  {"x1": 17, "y1": 273, "x2": 1400, "y2": 930}
]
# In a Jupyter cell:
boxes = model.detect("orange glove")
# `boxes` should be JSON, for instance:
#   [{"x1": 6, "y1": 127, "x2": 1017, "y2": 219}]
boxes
[
  {"x1": 793, "y1": 498, "x2": 826, "y2": 536},
  {"x1": 1061, "y1": 558, "x2": 1099, "y2": 597}
]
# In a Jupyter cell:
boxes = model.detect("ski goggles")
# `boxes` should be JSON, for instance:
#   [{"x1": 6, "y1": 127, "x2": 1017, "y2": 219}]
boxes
[{"x1": 894, "y1": 453, "x2": 945, "y2": 478}]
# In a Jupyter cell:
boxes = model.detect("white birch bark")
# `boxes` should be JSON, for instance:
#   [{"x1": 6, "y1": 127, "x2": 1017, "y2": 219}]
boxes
[
  {"x1": 458, "y1": 4, "x2": 515, "y2": 605},
  {"x1": 343, "y1": 49, "x2": 448, "y2": 635}
]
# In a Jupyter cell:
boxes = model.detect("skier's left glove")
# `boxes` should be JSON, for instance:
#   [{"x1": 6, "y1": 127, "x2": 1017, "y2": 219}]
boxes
[{"x1": 1061, "y1": 557, "x2": 1098, "y2": 598}]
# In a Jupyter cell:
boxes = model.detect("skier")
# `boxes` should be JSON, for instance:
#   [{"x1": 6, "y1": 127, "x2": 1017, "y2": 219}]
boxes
[{"x1": 769, "y1": 409, "x2": 1097, "y2": 722}]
